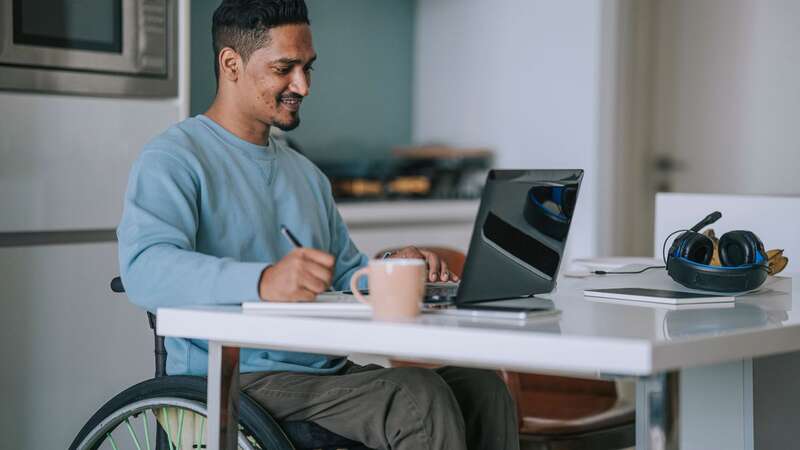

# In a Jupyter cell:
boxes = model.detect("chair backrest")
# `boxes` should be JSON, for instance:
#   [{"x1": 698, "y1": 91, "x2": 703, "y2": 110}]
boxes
[
  {"x1": 654, "y1": 193, "x2": 799, "y2": 273},
  {"x1": 110, "y1": 276, "x2": 168, "y2": 377}
]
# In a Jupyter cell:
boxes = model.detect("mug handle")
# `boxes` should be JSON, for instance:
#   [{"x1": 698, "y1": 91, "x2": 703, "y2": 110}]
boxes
[{"x1": 349, "y1": 267, "x2": 371, "y2": 305}]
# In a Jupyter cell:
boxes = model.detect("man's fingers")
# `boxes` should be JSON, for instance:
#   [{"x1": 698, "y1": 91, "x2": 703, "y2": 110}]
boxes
[
  {"x1": 407, "y1": 246, "x2": 425, "y2": 259},
  {"x1": 300, "y1": 248, "x2": 335, "y2": 268},
  {"x1": 306, "y1": 262, "x2": 333, "y2": 286},
  {"x1": 393, "y1": 246, "x2": 424, "y2": 260},
  {"x1": 303, "y1": 263, "x2": 333, "y2": 291},
  {"x1": 439, "y1": 260, "x2": 451, "y2": 281},
  {"x1": 291, "y1": 288, "x2": 318, "y2": 302},
  {"x1": 299, "y1": 273, "x2": 327, "y2": 294},
  {"x1": 421, "y1": 250, "x2": 441, "y2": 281},
  {"x1": 263, "y1": 249, "x2": 336, "y2": 302}
]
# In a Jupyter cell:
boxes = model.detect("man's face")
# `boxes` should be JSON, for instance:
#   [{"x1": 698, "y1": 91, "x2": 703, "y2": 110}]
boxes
[{"x1": 237, "y1": 24, "x2": 316, "y2": 131}]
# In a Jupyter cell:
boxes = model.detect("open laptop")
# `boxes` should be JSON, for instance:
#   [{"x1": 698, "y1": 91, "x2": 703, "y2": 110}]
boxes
[
  {"x1": 245, "y1": 169, "x2": 583, "y2": 319},
  {"x1": 422, "y1": 169, "x2": 583, "y2": 318}
]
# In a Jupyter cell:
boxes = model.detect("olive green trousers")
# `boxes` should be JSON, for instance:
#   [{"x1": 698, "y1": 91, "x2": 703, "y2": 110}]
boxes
[{"x1": 241, "y1": 362, "x2": 520, "y2": 450}]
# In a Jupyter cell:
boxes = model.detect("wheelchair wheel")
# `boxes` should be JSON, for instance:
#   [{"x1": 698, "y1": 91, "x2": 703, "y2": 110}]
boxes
[{"x1": 70, "y1": 376, "x2": 295, "y2": 450}]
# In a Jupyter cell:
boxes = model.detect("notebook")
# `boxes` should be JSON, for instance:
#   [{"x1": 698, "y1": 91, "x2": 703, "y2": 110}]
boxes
[
  {"x1": 243, "y1": 291, "x2": 372, "y2": 316},
  {"x1": 582, "y1": 288, "x2": 735, "y2": 305},
  {"x1": 243, "y1": 289, "x2": 563, "y2": 320}
]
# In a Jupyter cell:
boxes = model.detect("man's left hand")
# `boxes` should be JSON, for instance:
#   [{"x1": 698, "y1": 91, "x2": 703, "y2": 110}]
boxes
[{"x1": 388, "y1": 246, "x2": 460, "y2": 282}]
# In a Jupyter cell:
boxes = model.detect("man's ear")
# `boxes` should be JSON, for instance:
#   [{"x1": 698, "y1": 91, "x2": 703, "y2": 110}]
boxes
[{"x1": 218, "y1": 47, "x2": 242, "y2": 82}]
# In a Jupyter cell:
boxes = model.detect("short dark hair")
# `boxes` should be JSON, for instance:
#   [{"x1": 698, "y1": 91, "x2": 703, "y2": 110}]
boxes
[{"x1": 212, "y1": 0, "x2": 310, "y2": 82}]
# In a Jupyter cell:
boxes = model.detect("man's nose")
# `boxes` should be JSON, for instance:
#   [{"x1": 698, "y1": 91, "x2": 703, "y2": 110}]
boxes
[{"x1": 289, "y1": 70, "x2": 310, "y2": 97}]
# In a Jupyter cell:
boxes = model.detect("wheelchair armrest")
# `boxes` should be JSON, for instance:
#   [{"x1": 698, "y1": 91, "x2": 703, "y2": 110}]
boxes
[
  {"x1": 146, "y1": 312, "x2": 168, "y2": 378},
  {"x1": 109, "y1": 276, "x2": 167, "y2": 377}
]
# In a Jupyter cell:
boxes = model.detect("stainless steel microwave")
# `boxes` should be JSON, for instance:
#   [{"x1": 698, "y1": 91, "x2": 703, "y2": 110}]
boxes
[{"x1": 0, "y1": 0, "x2": 177, "y2": 97}]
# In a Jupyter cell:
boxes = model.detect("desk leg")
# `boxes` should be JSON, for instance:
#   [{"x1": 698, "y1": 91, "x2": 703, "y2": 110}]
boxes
[
  {"x1": 636, "y1": 371, "x2": 680, "y2": 450},
  {"x1": 207, "y1": 342, "x2": 240, "y2": 450}
]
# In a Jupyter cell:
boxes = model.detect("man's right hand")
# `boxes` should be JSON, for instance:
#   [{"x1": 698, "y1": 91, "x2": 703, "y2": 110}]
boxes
[{"x1": 259, "y1": 248, "x2": 335, "y2": 302}]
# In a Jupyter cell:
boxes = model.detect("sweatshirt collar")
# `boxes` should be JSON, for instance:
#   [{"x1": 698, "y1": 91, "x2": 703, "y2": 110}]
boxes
[{"x1": 197, "y1": 114, "x2": 276, "y2": 161}]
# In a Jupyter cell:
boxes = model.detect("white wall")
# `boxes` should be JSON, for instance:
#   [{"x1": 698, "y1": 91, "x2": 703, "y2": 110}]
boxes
[
  {"x1": 0, "y1": 94, "x2": 186, "y2": 232},
  {"x1": 0, "y1": 2, "x2": 190, "y2": 448},
  {"x1": 652, "y1": 0, "x2": 800, "y2": 196},
  {"x1": 0, "y1": 243, "x2": 153, "y2": 449},
  {"x1": 412, "y1": 0, "x2": 607, "y2": 258}
]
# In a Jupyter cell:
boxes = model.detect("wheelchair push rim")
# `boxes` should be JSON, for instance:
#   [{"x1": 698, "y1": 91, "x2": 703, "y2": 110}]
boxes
[{"x1": 73, "y1": 396, "x2": 260, "y2": 450}]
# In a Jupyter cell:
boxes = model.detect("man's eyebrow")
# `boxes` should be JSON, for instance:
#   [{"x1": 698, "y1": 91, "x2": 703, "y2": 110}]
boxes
[{"x1": 270, "y1": 55, "x2": 317, "y2": 66}]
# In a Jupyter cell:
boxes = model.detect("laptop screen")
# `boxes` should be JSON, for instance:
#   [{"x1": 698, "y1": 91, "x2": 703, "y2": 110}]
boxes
[{"x1": 456, "y1": 169, "x2": 583, "y2": 304}]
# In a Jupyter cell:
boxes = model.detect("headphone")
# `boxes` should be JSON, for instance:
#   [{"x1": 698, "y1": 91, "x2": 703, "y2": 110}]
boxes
[
  {"x1": 666, "y1": 211, "x2": 769, "y2": 292},
  {"x1": 523, "y1": 183, "x2": 578, "y2": 241}
]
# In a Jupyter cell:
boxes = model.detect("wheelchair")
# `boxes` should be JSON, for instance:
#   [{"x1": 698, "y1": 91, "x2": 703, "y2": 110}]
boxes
[{"x1": 69, "y1": 277, "x2": 371, "y2": 450}]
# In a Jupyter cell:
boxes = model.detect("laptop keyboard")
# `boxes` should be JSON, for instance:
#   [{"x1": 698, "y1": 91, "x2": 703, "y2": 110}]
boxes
[
  {"x1": 338, "y1": 282, "x2": 459, "y2": 303},
  {"x1": 425, "y1": 282, "x2": 459, "y2": 302}
]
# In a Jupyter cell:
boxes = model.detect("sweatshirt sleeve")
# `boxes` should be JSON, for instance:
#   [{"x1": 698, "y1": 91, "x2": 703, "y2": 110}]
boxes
[
  {"x1": 117, "y1": 149, "x2": 268, "y2": 311},
  {"x1": 320, "y1": 177, "x2": 369, "y2": 291}
]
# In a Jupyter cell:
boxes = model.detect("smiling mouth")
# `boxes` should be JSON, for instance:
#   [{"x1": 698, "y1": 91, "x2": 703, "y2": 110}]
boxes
[{"x1": 280, "y1": 96, "x2": 303, "y2": 112}]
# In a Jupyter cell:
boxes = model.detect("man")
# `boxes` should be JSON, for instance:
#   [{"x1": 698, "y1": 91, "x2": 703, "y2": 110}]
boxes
[{"x1": 117, "y1": 1, "x2": 519, "y2": 449}]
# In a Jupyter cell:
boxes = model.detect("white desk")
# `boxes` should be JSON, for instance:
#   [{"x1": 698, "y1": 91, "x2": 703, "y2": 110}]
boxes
[{"x1": 157, "y1": 271, "x2": 798, "y2": 450}]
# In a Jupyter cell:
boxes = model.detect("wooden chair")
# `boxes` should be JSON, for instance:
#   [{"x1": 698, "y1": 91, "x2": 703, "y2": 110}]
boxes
[
  {"x1": 503, "y1": 372, "x2": 634, "y2": 450},
  {"x1": 379, "y1": 247, "x2": 635, "y2": 450}
]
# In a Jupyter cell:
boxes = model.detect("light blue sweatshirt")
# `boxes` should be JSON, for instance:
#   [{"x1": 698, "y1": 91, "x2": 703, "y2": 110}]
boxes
[{"x1": 117, "y1": 115, "x2": 368, "y2": 375}]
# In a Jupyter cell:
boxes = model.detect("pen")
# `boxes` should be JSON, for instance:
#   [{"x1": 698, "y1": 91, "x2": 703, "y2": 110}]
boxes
[
  {"x1": 280, "y1": 224, "x2": 303, "y2": 248},
  {"x1": 281, "y1": 224, "x2": 336, "y2": 293}
]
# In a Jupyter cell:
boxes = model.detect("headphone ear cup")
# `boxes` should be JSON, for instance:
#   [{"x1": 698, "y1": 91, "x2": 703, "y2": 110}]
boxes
[
  {"x1": 676, "y1": 232, "x2": 714, "y2": 265},
  {"x1": 719, "y1": 231, "x2": 764, "y2": 266}
]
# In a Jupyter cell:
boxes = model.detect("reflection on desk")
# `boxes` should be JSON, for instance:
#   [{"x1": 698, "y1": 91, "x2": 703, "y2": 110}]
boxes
[{"x1": 660, "y1": 301, "x2": 789, "y2": 340}]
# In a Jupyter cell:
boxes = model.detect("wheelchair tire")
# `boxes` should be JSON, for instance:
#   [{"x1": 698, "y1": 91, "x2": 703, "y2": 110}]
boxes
[{"x1": 69, "y1": 375, "x2": 295, "y2": 450}]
